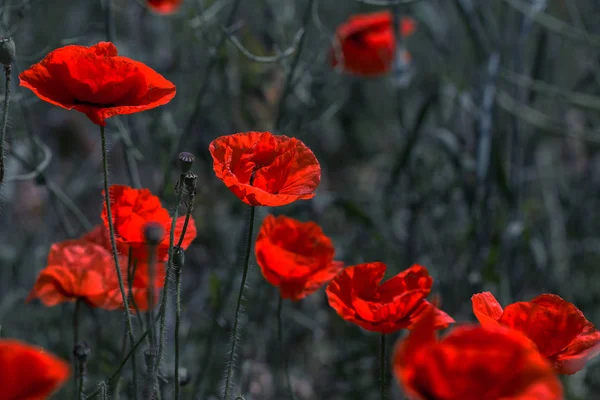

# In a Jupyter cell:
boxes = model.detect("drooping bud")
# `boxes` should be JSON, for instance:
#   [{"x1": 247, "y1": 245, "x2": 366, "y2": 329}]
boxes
[
  {"x1": 178, "y1": 152, "x2": 195, "y2": 174},
  {"x1": 0, "y1": 37, "x2": 15, "y2": 66}
]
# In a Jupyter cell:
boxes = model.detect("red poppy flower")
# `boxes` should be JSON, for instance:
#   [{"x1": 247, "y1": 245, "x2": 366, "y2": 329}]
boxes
[
  {"x1": 330, "y1": 11, "x2": 417, "y2": 77},
  {"x1": 472, "y1": 292, "x2": 600, "y2": 374},
  {"x1": 0, "y1": 339, "x2": 70, "y2": 400},
  {"x1": 255, "y1": 214, "x2": 344, "y2": 301},
  {"x1": 209, "y1": 131, "x2": 321, "y2": 207},
  {"x1": 325, "y1": 262, "x2": 453, "y2": 334},
  {"x1": 393, "y1": 307, "x2": 563, "y2": 400},
  {"x1": 101, "y1": 185, "x2": 197, "y2": 262},
  {"x1": 147, "y1": 0, "x2": 182, "y2": 14},
  {"x1": 19, "y1": 42, "x2": 176, "y2": 126},
  {"x1": 26, "y1": 239, "x2": 115, "y2": 307}
]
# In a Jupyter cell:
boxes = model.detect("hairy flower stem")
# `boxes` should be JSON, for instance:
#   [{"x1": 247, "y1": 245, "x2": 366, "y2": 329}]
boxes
[
  {"x1": 100, "y1": 125, "x2": 139, "y2": 399},
  {"x1": 223, "y1": 205, "x2": 256, "y2": 400},
  {"x1": 379, "y1": 333, "x2": 386, "y2": 400},
  {"x1": 174, "y1": 195, "x2": 194, "y2": 399},
  {"x1": 0, "y1": 65, "x2": 11, "y2": 185},
  {"x1": 277, "y1": 297, "x2": 295, "y2": 400},
  {"x1": 153, "y1": 173, "x2": 185, "y2": 394}
]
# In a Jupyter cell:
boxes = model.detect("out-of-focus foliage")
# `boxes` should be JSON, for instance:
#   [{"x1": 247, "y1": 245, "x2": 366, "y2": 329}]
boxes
[{"x1": 1, "y1": 0, "x2": 600, "y2": 399}]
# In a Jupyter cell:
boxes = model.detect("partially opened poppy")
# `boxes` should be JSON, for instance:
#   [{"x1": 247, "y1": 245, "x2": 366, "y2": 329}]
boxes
[
  {"x1": 472, "y1": 292, "x2": 600, "y2": 374},
  {"x1": 19, "y1": 42, "x2": 176, "y2": 126},
  {"x1": 209, "y1": 131, "x2": 321, "y2": 206},
  {"x1": 26, "y1": 239, "x2": 115, "y2": 307},
  {"x1": 147, "y1": 0, "x2": 183, "y2": 14},
  {"x1": 255, "y1": 214, "x2": 344, "y2": 301},
  {"x1": 393, "y1": 307, "x2": 563, "y2": 400},
  {"x1": 326, "y1": 262, "x2": 453, "y2": 334},
  {"x1": 330, "y1": 11, "x2": 417, "y2": 77},
  {"x1": 0, "y1": 339, "x2": 70, "y2": 400},
  {"x1": 101, "y1": 185, "x2": 197, "y2": 262}
]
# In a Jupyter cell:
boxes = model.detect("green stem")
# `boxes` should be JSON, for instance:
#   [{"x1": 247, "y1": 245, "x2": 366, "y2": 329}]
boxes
[
  {"x1": 100, "y1": 125, "x2": 138, "y2": 399},
  {"x1": 379, "y1": 333, "x2": 386, "y2": 400},
  {"x1": 153, "y1": 173, "x2": 185, "y2": 394},
  {"x1": 277, "y1": 297, "x2": 295, "y2": 400},
  {"x1": 0, "y1": 64, "x2": 11, "y2": 185},
  {"x1": 174, "y1": 257, "x2": 182, "y2": 399},
  {"x1": 73, "y1": 299, "x2": 81, "y2": 399},
  {"x1": 222, "y1": 205, "x2": 256, "y2": 400}
]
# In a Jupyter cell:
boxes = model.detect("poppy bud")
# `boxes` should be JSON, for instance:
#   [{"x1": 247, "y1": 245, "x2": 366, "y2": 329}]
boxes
[
  {"x1": 0, "y1": 37, "x2": 15, "y2": 66},
  {"x1": 73, "y1": 342, "x2": 90, "y2": 363},
  {"x1": 144, "y1": 221, "x2": 165, "y2": 246},
  {"x1": 172, "y1": 246, "x2": 185, "y2": 270},
  {"x1": 178, "y1": 152, "x2": 195, "y2": 174},
  {"x1": 184, "y1": 171, "x2": 198, "y2": 194}
]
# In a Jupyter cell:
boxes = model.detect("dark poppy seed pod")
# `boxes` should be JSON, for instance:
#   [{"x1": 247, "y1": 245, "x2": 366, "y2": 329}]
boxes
[
  {"x1": 0, "y1": 37, "x2": 15, "y2": 66},
  {"x1": 143, "y1": 221, "x2": 165, "y2": 246},
  {"x1": 178, "y1": 152, "x2": 195, "y2": 174},
  {"x1": 184, "y1": 171, "x2": 198, "y2": 194},
  {"x1": 73, "y1": 342, "x2": 90, "y2": 364}
]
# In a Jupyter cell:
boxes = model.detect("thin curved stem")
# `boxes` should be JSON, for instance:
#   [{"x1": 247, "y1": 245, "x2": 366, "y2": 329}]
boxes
[
  {"x1": 277, "y1": 297, "x2": 295, "y2": 400},
  {"x1": 174, "y1": 196, "x2": 194, "y2": 399},
  {"x1": 153, "y1": 173, "x2": 185, "y2": 394},
  {"x1": 0, "y1": 64, "x2": 11, "y2": 185},
  {"x1": 73, "y1": 299, "x2": 82, "y2": 399},
  {"x1": 379, "y1": 334, "x2": 386, "y2": 400},
  {"x1": 100, "y1": 125, "x2": 138, "y2": 400},
  {"x1": 222, "y1": 205, "x2": 256, "y2": 400}
]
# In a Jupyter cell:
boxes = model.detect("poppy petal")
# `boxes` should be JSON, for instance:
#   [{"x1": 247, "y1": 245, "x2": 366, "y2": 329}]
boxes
[
  {"x1": 553, "y1": 321, "x2": 600, "y2": 374},
  {"x1": 471, "y1": 292, "x2": 504, "y2": 326}
]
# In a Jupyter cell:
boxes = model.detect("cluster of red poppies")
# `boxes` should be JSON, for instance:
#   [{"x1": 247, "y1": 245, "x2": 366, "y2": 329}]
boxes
[{"x1": 2, "y1": 8, "x2": 599, "y2": 400}]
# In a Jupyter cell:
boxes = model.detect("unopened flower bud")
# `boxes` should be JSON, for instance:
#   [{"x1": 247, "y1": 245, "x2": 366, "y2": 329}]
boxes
[
  {"x1": 0, "y1": 37, "x2": 15, "y2": 66},
  {"x1": 178, "y1": 152, "x2": 195, "y2": 174},
  {"x1": 143, "y1": 222, "x2": 165, "y2": 246}
]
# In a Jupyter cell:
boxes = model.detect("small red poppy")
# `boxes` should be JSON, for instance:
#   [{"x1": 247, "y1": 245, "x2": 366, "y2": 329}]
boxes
[
  {"x1": 0, "y1": 339, "x2": 71, "y2": 400},
  {"x1": 26, "y1": 239, "x2": 115, "y2": 307},
  {"x1": 330, "y1": 11, "x2": 417, "y2": 77},
  {"x1": 19, "y1": 42, "x2": 176, "y2": 126},
  {"x1": 255, "y1": 214, "x2": 344, "y2": 301},
  {"x1": 147, "y1": 0, "x2": 182, "y2": 14},
  {"x1": 101, "y1": 185, "x2": 197, "y2": 262},
  {"x1": 472, "y1": 292, "x2": 600, "y2": 374},
  {"x1": 209, "y1": 131, "x2": 321, "y2": 207},
  {"x1": 393, "y1": 307, "x2": 563, "y2": 400},
  {"x1": 325, "y1": 262, "x2": 453, "y2": 334}
]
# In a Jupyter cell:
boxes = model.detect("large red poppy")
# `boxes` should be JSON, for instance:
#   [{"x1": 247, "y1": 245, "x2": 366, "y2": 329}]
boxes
[
  {"x1": 255, "y1": 214, "x2": 344, "y2": 301},
  {"x1": 209, "y1": 131, "x2": 321, "y2": 207},
  {"x1": 26, "y1": 239, "x2": 115, "y2": 307},
  {"x1": 19, "y1": 42, "x2": 176, "y2": 126},
  {"x1": 101, "y1": 185, "x2": 197, "y2": 262},
  {"x1": 472, "y1": 292, "x2": 600, "y2": 374},
  {"x1": 147, "y1": 0, "x2": 182, "y2": 14},
  {"x1": 330, "y1": 11, "x2": 417, "y2": 77},
  {"x1": 393, "y1": 307, "x2": 563, "y2": 400},
  {"x1": 325, "y1": 262, "x2": 453, "y2": 334},
  {"x1": 0, "y1": 339, "x2": 70, "y2": 400}
]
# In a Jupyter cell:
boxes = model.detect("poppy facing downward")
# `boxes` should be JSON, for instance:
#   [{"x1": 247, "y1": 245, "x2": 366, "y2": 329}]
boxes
[
  {"x1": 0, "y1": 339, "x2": 70, "y2": 400},
  {"x1": 393, "y1": 307, "x2": 563, "y2": 400},
  {"x1": 326, "y1": 262, "x2": 453, "y2": 334},
  {"x1": 255, "y1": 214, "x2": 344, "y2": 301},
  {"x1": 472, "y1": 292, "x2": 600, "y2": 374},
  {"x1": 147, "y1": 0, "x2": 183, "y2": 14},
  {"x1": 209, "y1": 131, "x2": 321, "y2": 206},
  {"x1": 19, "y1": 42, "x2": 176, "y2": 126},
  {"x1": 101, "y1": 185, "x2": 197, "y2": 262},
  {"x1": 330, "y1": 11, "x2": 417, "y2": 77}
]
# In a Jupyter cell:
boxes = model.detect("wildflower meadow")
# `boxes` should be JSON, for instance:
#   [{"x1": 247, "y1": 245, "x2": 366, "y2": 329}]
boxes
[{"x1": 1, "y1": 1, "x2": 600, "y2": 399}]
